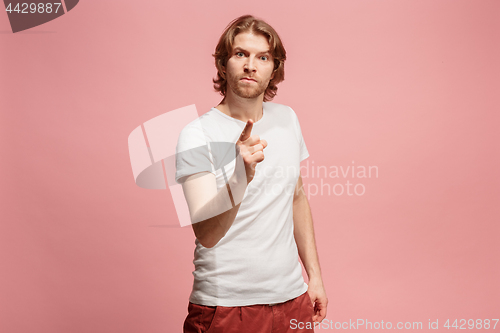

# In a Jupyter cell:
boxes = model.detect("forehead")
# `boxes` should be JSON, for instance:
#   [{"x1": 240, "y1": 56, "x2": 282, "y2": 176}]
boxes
[{"x1": 232, "y1": 32, "x2": 270, "y2": 53}]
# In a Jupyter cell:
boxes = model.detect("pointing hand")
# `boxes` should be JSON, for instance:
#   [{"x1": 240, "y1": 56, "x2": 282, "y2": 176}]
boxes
[{"x1": 235, "y1": 119, "x2": 268, "y2": 184}]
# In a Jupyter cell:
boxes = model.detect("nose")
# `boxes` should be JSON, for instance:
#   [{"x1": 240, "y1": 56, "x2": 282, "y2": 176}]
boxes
[{"x1": 244, "y1": 56, "x2": 256, "y2": 72}]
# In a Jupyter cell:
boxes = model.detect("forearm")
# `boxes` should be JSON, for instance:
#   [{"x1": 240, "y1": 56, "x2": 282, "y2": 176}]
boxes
[
  {"x1": 293, "y1": 194, "x2": 323, "y2": 281},
  {"x1": 192, "y1": 171, "x2": 247, "y2": 248}
]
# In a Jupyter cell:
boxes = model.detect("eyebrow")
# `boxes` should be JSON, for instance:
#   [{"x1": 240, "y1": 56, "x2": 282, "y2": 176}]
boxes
[{"x1": 233, "y1": 47, "x2": 271, "y2": 55}]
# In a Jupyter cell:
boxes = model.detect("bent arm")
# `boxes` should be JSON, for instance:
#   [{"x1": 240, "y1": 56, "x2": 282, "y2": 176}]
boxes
[{"x1": 181, "y1": 165, "x2": 248, "y2": 248}]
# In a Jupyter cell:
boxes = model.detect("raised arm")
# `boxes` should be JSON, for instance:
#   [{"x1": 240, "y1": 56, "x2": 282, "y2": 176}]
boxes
[{"x1": 180, "y1": 119, "x2": 267, "y2": 248}]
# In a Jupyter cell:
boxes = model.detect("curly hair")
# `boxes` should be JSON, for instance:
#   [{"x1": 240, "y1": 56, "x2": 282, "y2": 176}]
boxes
[{"x1": 213, "y1": 15, "x2": 287, "y2": 102}]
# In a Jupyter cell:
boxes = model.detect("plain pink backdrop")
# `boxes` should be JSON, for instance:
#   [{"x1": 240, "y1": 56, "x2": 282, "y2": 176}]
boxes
[{"x1": 1, "y1": 0, "x2": 499, "y2": 332}]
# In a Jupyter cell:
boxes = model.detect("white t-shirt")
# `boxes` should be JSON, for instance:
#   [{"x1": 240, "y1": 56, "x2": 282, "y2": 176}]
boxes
[{"x1": 175, "y1": 101, "x2": 310, "y2": 307}]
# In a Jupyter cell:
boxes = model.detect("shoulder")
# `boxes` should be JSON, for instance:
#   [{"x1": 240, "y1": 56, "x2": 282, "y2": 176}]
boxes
[
  {"x1": 180, "y1": 109, "x2": 220, "y2": 135},
  {"x1": 264, "y1": 101, "x2": 299, "y2": 122},
  {"x1": 177, "y1": 111, "x2": 217, "y2": 150},
  {"x1": 264, "y1": 101, "x2": 293, "y2": 112}
]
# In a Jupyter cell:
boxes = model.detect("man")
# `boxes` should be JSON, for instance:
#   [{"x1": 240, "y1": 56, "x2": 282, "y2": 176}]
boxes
[{"x1": 175, "y1": 15, "x2": 327, "y2": 332}]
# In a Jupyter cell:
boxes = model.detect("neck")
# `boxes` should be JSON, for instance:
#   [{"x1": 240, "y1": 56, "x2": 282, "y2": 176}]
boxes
[{"x1": 216, "y1": 92, "x2": 264, "y2": 123}]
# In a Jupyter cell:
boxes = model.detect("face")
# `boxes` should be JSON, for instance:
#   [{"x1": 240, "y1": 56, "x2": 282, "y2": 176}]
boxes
[{"x1": 224, "y1": 32, "x2": 275, "y2": 99}]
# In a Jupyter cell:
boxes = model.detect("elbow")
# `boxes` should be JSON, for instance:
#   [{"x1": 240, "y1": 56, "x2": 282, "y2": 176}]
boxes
[
  {"x1": 192, "y1": 223, "x2": 220, "y2": 249},
  {"x1": 191, "y1": 211, "x2": 227, "y2": 248},
  {"x1": 196, "y1": 235, "x2": 218, "y2": 248},
  {"x1": 200, "y1": 240, "x2": 216, "y2": 248}
]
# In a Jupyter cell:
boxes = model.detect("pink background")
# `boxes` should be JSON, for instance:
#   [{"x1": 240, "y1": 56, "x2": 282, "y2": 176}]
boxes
[{"x1": 1, "y1": 0, "x2": 499, "y2": 332}]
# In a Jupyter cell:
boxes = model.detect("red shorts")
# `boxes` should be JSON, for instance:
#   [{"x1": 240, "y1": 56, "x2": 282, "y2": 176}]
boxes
[{"x1": 183, "y1": 291, "x2": 315, "y2": 333}]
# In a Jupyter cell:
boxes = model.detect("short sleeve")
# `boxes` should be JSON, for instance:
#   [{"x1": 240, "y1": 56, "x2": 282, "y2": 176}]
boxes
[
  {"x1": 290, "y1": 107, "x2": 309, "y2": 162},
  {"x1": 175, "y1": 120, "x2": 216, "y2": 184}
]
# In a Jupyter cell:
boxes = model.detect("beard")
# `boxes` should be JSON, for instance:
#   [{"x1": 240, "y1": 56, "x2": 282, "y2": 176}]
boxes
[{"x1": 226, "y1": 72, "x2": 270, "y2": 99}]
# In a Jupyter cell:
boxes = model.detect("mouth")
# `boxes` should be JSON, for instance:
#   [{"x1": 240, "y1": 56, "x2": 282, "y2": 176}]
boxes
[{"x1": 240, "y1": 77, "x2": 257, "y2": 82}]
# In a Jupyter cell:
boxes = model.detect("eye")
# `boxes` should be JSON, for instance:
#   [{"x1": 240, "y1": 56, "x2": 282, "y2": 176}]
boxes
[
  {"x1": 260, "y1": 55, "x2": 269, "y2": 61},
  {"x1": 236, "y1": 52, "x2": 245, "y2": 57}
]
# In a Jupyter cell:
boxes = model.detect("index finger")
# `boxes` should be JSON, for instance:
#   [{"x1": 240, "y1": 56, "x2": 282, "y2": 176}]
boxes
[{"x1": 239, "y1": 119, "x2": 254, "y2": 142}]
